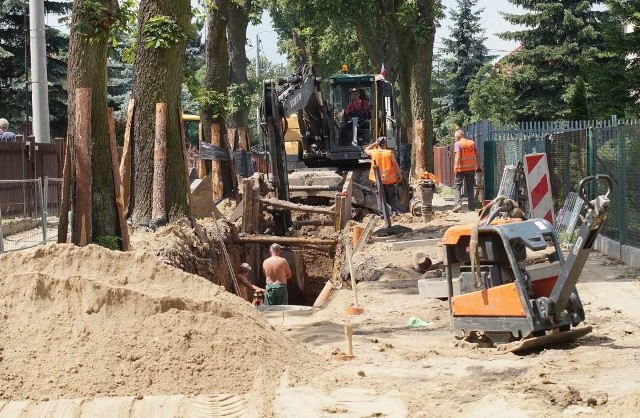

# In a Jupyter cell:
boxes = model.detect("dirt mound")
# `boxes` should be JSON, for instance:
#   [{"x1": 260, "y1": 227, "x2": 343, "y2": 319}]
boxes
[{"x1": 0, "y1": 244, "x2": 324, "y2": 408}]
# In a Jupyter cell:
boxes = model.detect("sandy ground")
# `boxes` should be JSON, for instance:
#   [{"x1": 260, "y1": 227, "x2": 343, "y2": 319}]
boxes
[
  {"x1": 267, "y1": 196, "x2": 640, "y2": 417},
  {"x1": 1, "y1": 194, "x2": 640, "y2": 417}
]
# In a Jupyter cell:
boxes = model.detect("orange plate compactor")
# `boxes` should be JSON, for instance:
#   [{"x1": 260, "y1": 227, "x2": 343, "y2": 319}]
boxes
[{"x1": 443, "y1": 175, "x2": 612, "y2": 352}]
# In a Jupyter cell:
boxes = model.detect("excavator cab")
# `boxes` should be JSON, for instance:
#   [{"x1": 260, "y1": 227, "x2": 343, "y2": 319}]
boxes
[
  {"x1": 328, "y1": 73, "x2": 397, "y2": 156},
  {"x1": 333, "y1": 85, "x2": 373, "y2": 147}
]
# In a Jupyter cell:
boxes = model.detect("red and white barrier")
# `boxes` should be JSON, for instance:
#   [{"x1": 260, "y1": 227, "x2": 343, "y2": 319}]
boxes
[{"x1": 523, "y1": 153, "x2": 554, "y2": 224}]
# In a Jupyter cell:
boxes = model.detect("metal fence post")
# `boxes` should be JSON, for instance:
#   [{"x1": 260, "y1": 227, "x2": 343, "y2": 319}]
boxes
[
  {"x1": 42, "y1": 176, "x2": 48, "y2": 243},
  {"x1": 586, "y1": 128, "x2": 594, "y2": 200},
  {"x1": 0, "y1": 206, "x2": 4, "y2": 253},
  {"x1": 616, "y1": 126, "x2": 628, "y2": 245},
  {"x1": 484, "y1": 141, "x2": 497, "y2": 199}
]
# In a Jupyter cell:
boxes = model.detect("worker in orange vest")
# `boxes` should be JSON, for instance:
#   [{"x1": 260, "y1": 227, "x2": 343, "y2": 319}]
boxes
[
  {"x1": 365, "y1": 136, "x2": 403, "y2": 216},
  {"x1": 452, "y1": 129, "x2": 482, "y2": 212}
]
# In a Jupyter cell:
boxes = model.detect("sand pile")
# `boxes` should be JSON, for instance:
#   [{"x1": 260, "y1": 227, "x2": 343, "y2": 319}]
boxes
[{"x1": 0, "y1": 244, "x2": 325, "y2": 405}]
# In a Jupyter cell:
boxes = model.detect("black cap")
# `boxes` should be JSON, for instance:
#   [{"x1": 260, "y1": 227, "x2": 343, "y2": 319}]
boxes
[{"x1": 377, "y1": 136, "x2": 387, "y2": 145}]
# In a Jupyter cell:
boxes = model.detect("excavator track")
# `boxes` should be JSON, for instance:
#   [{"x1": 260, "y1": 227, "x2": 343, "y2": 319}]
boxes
[{"x1": 497, "y1": 326, "x2": 592, "y2": 354}]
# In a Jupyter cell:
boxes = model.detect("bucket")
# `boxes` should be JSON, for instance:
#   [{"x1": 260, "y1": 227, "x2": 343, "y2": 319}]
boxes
[{"x1": 352, "y1": 224, "x2": 364, "y2": 247}]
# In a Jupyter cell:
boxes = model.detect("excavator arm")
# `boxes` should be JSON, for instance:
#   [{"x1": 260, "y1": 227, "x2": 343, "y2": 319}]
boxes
[{"x1": 260, "y1": 65, "x2": 333, "y2": 234}]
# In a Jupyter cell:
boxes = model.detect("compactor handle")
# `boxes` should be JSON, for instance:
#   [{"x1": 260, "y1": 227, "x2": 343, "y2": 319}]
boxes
[{"x1": 578, "y1": 174, "x2": 613, "y2": 209}]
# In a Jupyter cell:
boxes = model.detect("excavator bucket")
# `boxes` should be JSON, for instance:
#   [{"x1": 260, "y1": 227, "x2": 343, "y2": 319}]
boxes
[{"x1": 497, "y1": 326, "x2": 592, "y2": 354}]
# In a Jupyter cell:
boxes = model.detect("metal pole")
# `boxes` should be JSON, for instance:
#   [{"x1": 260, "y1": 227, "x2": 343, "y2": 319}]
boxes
[
  {"x1": 255, "y1": 34, "x2": 260, "y2": 78},
  {"x1": 29, "y1": 0, "x2": 51, "y2": 144}
]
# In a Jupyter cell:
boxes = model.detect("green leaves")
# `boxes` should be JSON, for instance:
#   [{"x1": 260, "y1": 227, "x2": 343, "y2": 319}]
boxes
[
  {"x1": 195, "y1": 88, "x2": 229, "y2": 120},
  {"x1": 142, "y1": 15, "x2": 187, "y2": 49},
  {"x1": 71, "y1": 0, "x2": 115, "y2": 43}
]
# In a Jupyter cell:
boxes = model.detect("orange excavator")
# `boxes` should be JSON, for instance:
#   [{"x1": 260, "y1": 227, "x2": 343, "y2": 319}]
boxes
[{"x1": 443, "y1": 175, "x2": 612, "y2": 353}]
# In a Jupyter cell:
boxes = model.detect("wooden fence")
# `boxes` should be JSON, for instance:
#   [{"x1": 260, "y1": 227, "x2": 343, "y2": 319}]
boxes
[{"x1": 0, "y1": 140, "x2": 64, "y2": 180}]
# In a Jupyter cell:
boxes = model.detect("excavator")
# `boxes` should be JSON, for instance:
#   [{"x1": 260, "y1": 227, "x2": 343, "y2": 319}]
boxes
[
  {"x1": 260, "y1": 64, "x2": 409, "y2": 232},
  {"x1": 442, "y1": 175, "x2": 612, "y2": 353}
]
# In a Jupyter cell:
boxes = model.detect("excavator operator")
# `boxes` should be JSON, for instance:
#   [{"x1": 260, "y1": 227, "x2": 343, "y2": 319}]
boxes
[
  {"x1": 341, "y1": 88, "x2": 371, "y2": 146},
  {"x1": 345, "y1": 88, "x2": 370, "y2": 119}
]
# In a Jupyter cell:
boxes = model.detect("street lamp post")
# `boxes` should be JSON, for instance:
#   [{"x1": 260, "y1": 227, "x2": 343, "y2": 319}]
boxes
[{"x1": 255, "y1": 34, "x2": 260, "y2": 78}]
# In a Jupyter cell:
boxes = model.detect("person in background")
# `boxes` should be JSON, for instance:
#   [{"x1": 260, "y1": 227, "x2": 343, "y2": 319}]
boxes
[
  {"x1": 364, "y1": 136, "x2": 403, "y2": 216},
  {"x1": 236, "y1": 262, "x2": 264, "y2": 293},
  {"x1": 0, "y1": 118, "x2": 17, "y2": 142},
  {"x1": 262, "y1": 243, "x2": 292, "y2": 305},
  {"x1": 452, "y1": 129, "x2": 482, "y2": 212}
]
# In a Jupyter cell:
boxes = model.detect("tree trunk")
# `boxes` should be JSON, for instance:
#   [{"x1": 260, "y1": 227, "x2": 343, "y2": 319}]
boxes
[
  {"x1": 410, "y1": 0, "x2": 436, "y2": 173},
  {"x1": 203, "y1": 0, "x2": 235, "y2": 198},
  {"x1": 130, "y1": 0, "x2": 191, "y2": 224},
  {"x1": 67, "y1": 0, "x2": 120, "y2": 242},
  {"x1": 227, "y1": 1, "x2": 251, "y2": 128}
]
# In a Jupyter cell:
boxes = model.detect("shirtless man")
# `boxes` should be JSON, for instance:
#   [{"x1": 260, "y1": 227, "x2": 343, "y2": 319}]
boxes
[
  {"x1": 236, "y1": 262, "x2": 264, "y2": 293},
  {"x1": 262, "y1": 243, "x2": 292, "y2": 305}
]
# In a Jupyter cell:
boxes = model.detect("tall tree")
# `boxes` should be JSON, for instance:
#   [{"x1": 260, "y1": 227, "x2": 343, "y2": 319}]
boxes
[
  {"x1": 66, "y1": 0, "x2": 120, "y2": 241},
  {"x1": 441, "y1": 0, "x2": 492, "y2": 114},
  {"x1": 467, "y1": 63, "x2": 517, "y2": 124},
  {"x1": 598, "y1": 0, "x2": 640, "y2": 116},
  {"x1": 227, "y1": 0, "x2": 254, "y2": 133},
  {"x1": 270, "y1": 0, "x2": 440, "y2": 172},
  {"x1": 0, "y1": 0, "x2": 71, "y2": 136},
  {"x1": 408, "y1": 0, "x2": 438, "y2": 173},
  {"x1": 199, "y1": 0, "x2": 235, "y2": 198},
  {"x1": 500, "y1": 0, "x2": 608, "y2": 121},
  {"x1": 129, "y1": 0, "x2": 191, "y2": 223}
]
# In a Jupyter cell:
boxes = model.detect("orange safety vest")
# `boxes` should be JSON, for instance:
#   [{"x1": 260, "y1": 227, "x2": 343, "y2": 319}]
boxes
[
  {"x1": 456, "y1": 138, "x2": 477, "y2": 173},
  {"x1": 369, "y1": 149, "x2": 400, "y2": 185}
]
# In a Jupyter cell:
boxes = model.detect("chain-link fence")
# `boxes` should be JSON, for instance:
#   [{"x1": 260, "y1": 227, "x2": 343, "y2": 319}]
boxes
[
  {"x1": 0, "y1": 179, "x2": 45, "y2": 252},
  {"x1": 0, "y1": 177, "x2": 66, "y2": 253},
  {"x1": 44, "y1": 177, "x2": 64, "y2": 243},
  {"x1": 482, "y1": 120, "x2": 640, "y2": 248},
  {"x1": 592, "y1": 124, "x2": 640, "y2": 247}
]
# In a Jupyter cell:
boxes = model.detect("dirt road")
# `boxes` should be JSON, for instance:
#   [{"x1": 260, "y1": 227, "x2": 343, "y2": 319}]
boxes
[
  {"x1": 1, "y1": 195, "x2": 639, "y2": 417},
  {"x1": 267, "y1": 204, "x2": 640, "y2": 417}
]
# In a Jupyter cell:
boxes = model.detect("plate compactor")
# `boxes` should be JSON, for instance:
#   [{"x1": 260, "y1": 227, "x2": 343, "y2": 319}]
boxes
[{"x1": 443, "y1": 175, "x2": 612, "y2": 353}]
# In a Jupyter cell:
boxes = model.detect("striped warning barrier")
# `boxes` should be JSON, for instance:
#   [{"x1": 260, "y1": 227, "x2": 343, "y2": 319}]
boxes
[{"x1": 523, "y1": 153, "x2": 554, "y2": 224}]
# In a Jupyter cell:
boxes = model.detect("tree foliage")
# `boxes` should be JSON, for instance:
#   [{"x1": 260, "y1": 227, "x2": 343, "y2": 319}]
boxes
[
  {"x1": 441, "y1": 0, "x2": 492, "y2": 114},
  {"x1": 467, "y1": 63, "x2": 517, "y2": 124},
  {"x1": 499, "y1": 0, "x2": 611, "y2": 120},
  {"x1": 0, "y1": 1, "x2": 72, "y2": 136}
]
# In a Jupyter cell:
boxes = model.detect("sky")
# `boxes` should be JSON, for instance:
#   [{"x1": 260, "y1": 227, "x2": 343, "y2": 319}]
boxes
[
  {"x1": 46, "y1": 0, "x2": 522, "y2": 65},
  {"x1": 247, "y1": 0, "x2": 523, "y2": 66}
]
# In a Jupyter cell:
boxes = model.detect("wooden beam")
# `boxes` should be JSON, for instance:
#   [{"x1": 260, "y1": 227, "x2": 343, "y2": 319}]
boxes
[
  {"x1": 152, "y1": 103, "x2": 167, "y2": 223},
  {"x1": 292, "y1": 219, "x2": 334, "y2": 227},
  {"x1": 242, "y1": 178, "x2": 254, "y2": 233},
  {"x1": 198, "y1": 120, "x2": 206, "y2": 179},
  {"x1": 238, "y1": 127, "x2": 248, "y2": 151},
  {"x1": 179, "y1": 110, "x2": 192, "y2": 208},
  {"x1": 289, "y1": 185, "x2": 342, "y2": 191},
  {"x1": 341, "y1": 172, "x2": 354, "y2": 229},
  {"x1": 294, "y1": 249, "x2": 305, "y2": 291},
  {"x1": 258, "y1": 196, "x2": 335, "y2": 216},
  {"x1": 334, "y1": 195, "x2": 346, "y2": 231},
  {"x1": 236, "y1": 235, "x2": 336, "y2": 246},
  {"x1": 211, "y1": 124, "x2": 223, "y2": 200},
  {"x1": 74, "y1": 87, "x2": 92, "y2": 247},
  {"x1": 119, "y1": 98, "x2": 134, "y2": 212},
  {"x1": 57, "y1": 139, "x2": 71, "y2": 243},
  {"x1": 107, "y1": 107, "x2": 130, "y2": 251}
]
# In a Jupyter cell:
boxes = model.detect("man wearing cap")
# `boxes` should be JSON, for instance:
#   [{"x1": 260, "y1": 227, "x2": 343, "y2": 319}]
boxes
[
  {"x1": 262, "y1": 243, "x2": 292, "y2": 305},
  {"x1": 236, "y1": 262, "x2": 264, "y2": 293},
  {"x1": 365, "y1": 136, "x2": 403, "y2": 216},
  {"x1": 345, "y1": 88, "x2": 370, "y2": 120}
]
